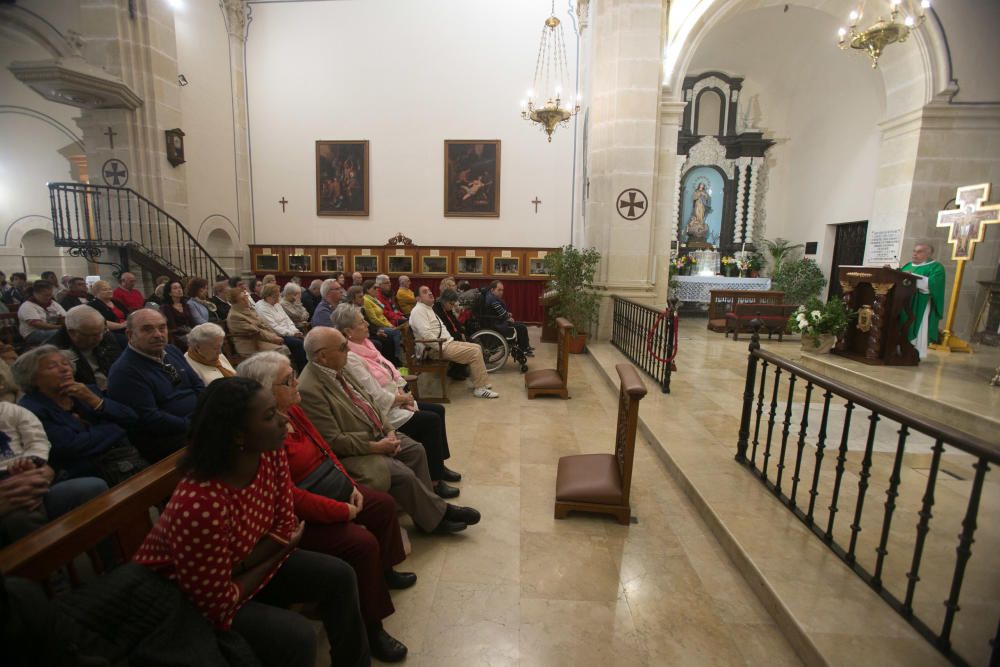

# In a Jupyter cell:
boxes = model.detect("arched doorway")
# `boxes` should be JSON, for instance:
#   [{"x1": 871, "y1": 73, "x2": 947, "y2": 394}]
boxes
[
  {"x1": 205, "y1": 227, "x2": 240, "y2": 278},
  {"x1": 21, "y1": 228, "x2": 86, "y2": 279}
]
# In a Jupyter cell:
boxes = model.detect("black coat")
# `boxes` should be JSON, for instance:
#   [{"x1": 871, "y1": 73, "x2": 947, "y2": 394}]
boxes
[{"x1": 50, "y1": 328, "x2": 123, "y2": 386}]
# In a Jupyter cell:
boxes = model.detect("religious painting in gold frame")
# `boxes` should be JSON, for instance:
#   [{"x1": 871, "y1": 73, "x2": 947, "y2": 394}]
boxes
[
  {"x1": 387, "y1": 255, "x2": 414, "y2": 275},
  {"x1": 444, "y1": 140, "x2": 500, "y2": 217},
  {"x1": 316, "y1": 140, "x2": 369, "y2": 216}
]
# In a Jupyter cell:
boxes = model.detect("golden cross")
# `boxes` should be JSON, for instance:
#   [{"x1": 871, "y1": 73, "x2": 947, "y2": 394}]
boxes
[{"x1": 936, "y1": 183, "x2": 1000, "y2": 261}]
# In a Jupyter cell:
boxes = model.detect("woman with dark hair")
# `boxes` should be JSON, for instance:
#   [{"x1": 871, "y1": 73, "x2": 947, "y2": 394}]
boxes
[
  {"x1": 159, "y1": 281, "x2": 195, "y2": 350},
  {"x1": 185, "y1": 277, "x2": 218, "y2": 325},
  {"x1": 133, "y1": 377, "x2": 370, "y2": 667}
]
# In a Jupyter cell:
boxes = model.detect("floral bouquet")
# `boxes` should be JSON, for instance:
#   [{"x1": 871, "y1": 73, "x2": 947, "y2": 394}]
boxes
[
  {"x1": 721, "y1": 256, "x2": 737, "y2": 276},
  {"x1": 671, "y1": 254, "x2": 692, "y2": 276},
  {"x1": 789, "y1": 297, "x2": 853, "y2": 344}
]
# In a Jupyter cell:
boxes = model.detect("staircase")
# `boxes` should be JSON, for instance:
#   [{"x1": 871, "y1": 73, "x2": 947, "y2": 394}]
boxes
[{"x1": 48, "y1": 182, "x2": 229, "y2": 281}]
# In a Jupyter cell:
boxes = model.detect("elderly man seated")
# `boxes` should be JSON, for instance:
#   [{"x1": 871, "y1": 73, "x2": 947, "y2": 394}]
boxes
[
  {"x1": 106, "y1": 309, "x2": 204, "y2": 462},
  {"x1": 395, "y1": 276, "x2": 416, "y2": 316},
  {"x1": 113, "y1": 271, "x2": 145, "y2": 313},
  {"x1": 50, "y1": 305, "x2": 122, "y2": 391},
  {"x1": 184, "y1": 322, "x2": 236, "y2": 385},
  {"x1": 486, "y1": 280, "x2": 533, "y2": 356},
  {"x1": 210, "y1": 279, "x2": 232, "y2": 320},
  {"x1": 310, "y1": 278, "x2": 345, "y2": 329},
  {"x1": 298, "y1": 327, "x2": 479, "y2": 534},
  {"x1": 301, "y1": 279, "x2": 323, "y2": 318},
  {"x1": 409, "y1": 286, "x2": 498, "y2": 398}
]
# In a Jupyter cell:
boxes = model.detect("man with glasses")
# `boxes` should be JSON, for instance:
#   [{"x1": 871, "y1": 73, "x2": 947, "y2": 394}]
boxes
[
  {"x1": 107, "y1": 309, "x2": 204, "y2": 462},
  {"x1": 50, "y1": 305, "x2": 122, "y2": 391}
]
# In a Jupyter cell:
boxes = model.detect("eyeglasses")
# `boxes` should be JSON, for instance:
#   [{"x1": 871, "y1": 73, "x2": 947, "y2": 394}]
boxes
[
  {"x1": 162, "y1": 363, "x2": 181, "y2": 385},
  {"x1": 277, "y1": 371, "x2": 298, "y2": 387}
]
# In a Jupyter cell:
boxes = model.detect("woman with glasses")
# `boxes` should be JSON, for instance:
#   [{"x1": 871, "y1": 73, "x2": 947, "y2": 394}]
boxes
[
  {"x1": 237, "y1": 351, "x2": 410, "y2": 663},
  {"x1": 134, "y1": 377, "x2": 370, "y2": 667}
]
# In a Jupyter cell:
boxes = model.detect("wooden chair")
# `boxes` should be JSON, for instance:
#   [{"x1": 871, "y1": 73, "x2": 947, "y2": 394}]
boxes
[
  {"x1": 0, "y1": 451, "x2": 183, "y2": 584},
  {"x1": 399, "y1": 323, "x2": 449, "y2": 403},
  {"x1": 524, "y1": 317, "x2": 573, "y2": 399},
  {"x1": 554, "y1": 364, "x2": 647, "y2": 524}
]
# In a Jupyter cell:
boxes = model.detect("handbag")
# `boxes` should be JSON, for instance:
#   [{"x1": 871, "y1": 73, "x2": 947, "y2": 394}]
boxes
[{"x1": 95, "y1": 440, "x2": 149, "y2": 486}]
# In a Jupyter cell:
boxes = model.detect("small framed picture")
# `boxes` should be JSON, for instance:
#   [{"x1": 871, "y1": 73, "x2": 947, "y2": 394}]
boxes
[
  {"x1": 320, "y1": 255, "x2": 345, "y2": 273},
  {"x1": 288, "y1": 254, "x2": 312, "y2": 273},
  {"x1": 354, "y1": 255, "x2": 379, "y2": 274},
  {"x1": 387, "y1": 255, "x2": 414, "y2": 274},
  {"x1": 457, "y1": 256, "x2": 484, "y2": 275},
  {"x1": 528, "y1": 258, "x2": 548, "y2": 276},
  {"x1": 421, "y1": 256, "x2": 449, "y2": 275},
  {"x1": 255, "y1": 253, "x2": 280, "y2": 272},
  {"x1": 492, "y1": 256, "x2": 521, "y2": 276}
]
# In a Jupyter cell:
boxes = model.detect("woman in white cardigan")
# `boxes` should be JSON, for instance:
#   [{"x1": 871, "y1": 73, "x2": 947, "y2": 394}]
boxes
[
  {"x1": 183, "y1": 323, "x2": 236, "y2": 385},
  {"x1": 330, "y1": 303, "x2": 462, "y2": 498}
]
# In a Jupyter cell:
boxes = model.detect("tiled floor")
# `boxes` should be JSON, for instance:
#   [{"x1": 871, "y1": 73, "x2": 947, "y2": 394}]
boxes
[{"x1": 357, "y1": 327, "x2": 804, "y2": 666}]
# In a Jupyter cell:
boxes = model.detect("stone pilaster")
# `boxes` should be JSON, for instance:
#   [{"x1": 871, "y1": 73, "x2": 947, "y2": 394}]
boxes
[{"x1": 221, "y1": 0, "x2": 254, "y2": 271}]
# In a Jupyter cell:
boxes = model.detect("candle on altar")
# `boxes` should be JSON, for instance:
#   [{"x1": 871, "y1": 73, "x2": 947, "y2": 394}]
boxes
[{"x1": 741, "y1": 242, "x2": 746, "y2": 252}]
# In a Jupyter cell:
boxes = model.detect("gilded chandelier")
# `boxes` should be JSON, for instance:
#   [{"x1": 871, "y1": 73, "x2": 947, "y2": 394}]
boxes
[
  {"x1": 837, "y1": 0, "x2": 929, "y2": 69},
  {"x1": 520, "y1": 2, "x2": 580, "y2": 142}
]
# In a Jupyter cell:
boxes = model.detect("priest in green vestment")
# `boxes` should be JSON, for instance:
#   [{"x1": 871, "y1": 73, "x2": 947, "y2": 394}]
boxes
[{"x1": 901, "y1": 243, "x2": 946, "y2": 358}]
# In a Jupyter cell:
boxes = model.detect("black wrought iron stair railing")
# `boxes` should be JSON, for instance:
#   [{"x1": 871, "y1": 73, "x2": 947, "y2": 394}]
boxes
[
  {"x1": 610, "y1": 295, "x2": 675, "y2": 393},
  {"x1": 48, "y1": 182, "x2": 228, "y2": 280}
]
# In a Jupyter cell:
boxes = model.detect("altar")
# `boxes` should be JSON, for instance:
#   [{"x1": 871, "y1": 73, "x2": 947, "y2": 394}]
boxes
[{"x1": 675, "y1": 275, "x2": 772, "y2": 304}]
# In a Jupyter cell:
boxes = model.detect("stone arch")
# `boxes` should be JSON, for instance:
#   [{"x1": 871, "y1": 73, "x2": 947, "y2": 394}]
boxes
[
  {"x1": 202, "y1": 223, "x2": 241, "y2": 277},
  {"x1": 19, "y1": 227, "x2": 86, "y2": 279},
  {"x1": 664, "y1": 0, "x2": 951, "y2": 119}
]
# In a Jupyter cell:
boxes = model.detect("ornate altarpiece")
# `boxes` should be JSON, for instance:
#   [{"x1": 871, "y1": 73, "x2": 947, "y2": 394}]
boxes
[{"x1": 674, "y1": 71, "x2": 774, "y2": 255}]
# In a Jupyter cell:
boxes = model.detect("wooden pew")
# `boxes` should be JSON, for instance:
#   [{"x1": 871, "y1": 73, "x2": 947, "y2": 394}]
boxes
[
  {"x1": 707, "y1": 289, "x2": 785, "y2": 333},
  {"x1": 0, "y1": 451, "x2": 183, "y2": 583}
]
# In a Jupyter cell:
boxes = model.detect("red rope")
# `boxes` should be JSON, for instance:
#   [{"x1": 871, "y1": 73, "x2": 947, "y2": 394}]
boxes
[{"x1": 646, "y1": 307, "x2": 680, "y2": 367}]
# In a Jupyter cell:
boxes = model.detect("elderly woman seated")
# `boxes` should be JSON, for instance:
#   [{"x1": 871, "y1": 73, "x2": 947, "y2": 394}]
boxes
[
  {"x1": 280, "y1": 282, "x2": 310, "y2": 332},
  {"x1": 225, "y1": 286, "x2": 291, "y2": 361},
  {"x1": 88, "y1": 279, "x2": 128, "y2": 346},
  {"x1": 255, "y1": 284, "x2": 307, "y2": 370},
  {"x1": 0, "y1": 399, "x2": 108, "y2": 546},
  {"x1": 236, "y1": 352, "x2": 410, "y2": 663},
  {"x1": 13, "y1": 345, "x2": 146, "y2": 490},
  {"x1": 331, "y1": 303, "x2": 461, "y2": 497},
  {"x1": 184, "y1": 322, "x2": 236, "y2": 385}
]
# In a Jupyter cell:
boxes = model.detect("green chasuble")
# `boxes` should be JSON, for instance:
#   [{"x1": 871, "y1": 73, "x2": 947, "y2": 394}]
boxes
[{"x1": 901, "y1": 260, "x2": 946, "y2": 344}]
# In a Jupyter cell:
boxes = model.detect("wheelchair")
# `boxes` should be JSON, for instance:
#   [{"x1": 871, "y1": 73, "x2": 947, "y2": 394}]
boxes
[{"x1": 461, "y1": 287, "x2": 529, "y2": 374}]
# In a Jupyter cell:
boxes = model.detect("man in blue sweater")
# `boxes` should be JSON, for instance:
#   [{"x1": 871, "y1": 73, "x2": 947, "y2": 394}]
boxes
[
  {"x1": 485, "y1": 281, "x2": 533, "y2": 356},
  {"x1": 107, "y1": 309, "x2": 204, "y2": 462}
]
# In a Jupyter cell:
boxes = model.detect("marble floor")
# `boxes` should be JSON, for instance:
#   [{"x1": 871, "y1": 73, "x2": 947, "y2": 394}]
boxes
[{"x1": 326, "y1": 327, "x2": 804, "y2": 666}]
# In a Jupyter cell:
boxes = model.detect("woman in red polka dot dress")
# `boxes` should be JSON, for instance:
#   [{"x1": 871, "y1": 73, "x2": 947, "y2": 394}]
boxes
[{"x1": 134, "y1": 377, "x2": 371, "y2": 667}]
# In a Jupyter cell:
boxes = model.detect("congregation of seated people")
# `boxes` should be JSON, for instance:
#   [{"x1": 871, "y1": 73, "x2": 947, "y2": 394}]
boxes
[{"x1": 0, "y1": 269, "x2": 524, "y2": 665}]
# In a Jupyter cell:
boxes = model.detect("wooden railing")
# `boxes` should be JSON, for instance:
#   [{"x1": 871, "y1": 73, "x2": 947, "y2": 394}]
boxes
[{"x1": 610, "y1": 296, "x2": 675, "y2": 393}]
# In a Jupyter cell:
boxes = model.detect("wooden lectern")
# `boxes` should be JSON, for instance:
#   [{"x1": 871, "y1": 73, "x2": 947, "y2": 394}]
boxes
[{"x1": 835, "y1": 266, "x2": 919, "y2": 366}]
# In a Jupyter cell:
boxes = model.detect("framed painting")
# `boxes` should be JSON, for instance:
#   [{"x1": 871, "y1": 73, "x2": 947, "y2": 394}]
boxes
[
  {"x1": 253, "y1": 251, "x2": 281, "y2": 273},
  {"x1": 287, "y1": 251, "x2": 313, "y2": 273},
  {"x1": 316, "y1": 140, "x2": 369, "y2": 216},
  {"x1": 421, "y1": 255, "x2": 449, "y2": 275},
  {"x1": 320, "y1": 254, "x2": 346, "y2": 273},
  {"x1": 678, "y1": 165, "x2": 725, "y2": 249},
  {"x1": 353, "y1": 255, "x2": 379, "y2": 274},
  {"x1": 457, "y1": 256, "x2": 484, "y2": 275},
  {"x1": 444, "y1": 140, "x2": 500, "y2": 217},
  {"x1": 387, "y1": 255, "x2": 414, "y2": 274},
  {"x1": 492, "y1": 255, "x2": 521, "y2": 276}
]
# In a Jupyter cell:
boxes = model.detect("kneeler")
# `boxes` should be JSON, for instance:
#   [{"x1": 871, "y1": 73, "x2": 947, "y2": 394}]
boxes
[{"x1": 554, "y1": 364, "x2": 647, "y2": 525}]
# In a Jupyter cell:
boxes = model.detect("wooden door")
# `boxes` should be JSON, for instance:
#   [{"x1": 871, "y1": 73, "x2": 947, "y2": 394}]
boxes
[{"x1": 828, "y1": 220, "x2": 868, "y2": 300}]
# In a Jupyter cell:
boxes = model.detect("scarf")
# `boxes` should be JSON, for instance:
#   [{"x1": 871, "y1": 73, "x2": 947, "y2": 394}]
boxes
[
  {"x1": 186, "y1": 347, "x2": 235, "y2": 378},
  {"x1": 348, "y1": 337, "x2": 400, "y2": 387}
]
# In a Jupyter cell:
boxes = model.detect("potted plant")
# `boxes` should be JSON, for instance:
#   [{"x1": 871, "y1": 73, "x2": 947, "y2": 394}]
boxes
[
  {"x1": 763, "y1": 237, "x2": 804, "y2": 276},
  {"x1": 790, "y1": 297, "x2": 853, "y2": 354},
  {"x1": 772, "y1": 258, "x2": 826, "y2": 305},
  {"x1": 543, "y1": 245, "x2": 602, "y2": 353}
]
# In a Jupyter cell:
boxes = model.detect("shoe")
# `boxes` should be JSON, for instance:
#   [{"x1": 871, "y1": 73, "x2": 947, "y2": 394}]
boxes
[
  {"x1": 433, "y1": 518, "x2": 467, "y2": 534},
  {"x1": 473, "y1": 386, "x2": 499, "y2": 399},
  {"x1": 466, "y1": 378, "x2": 492, "y2": 389},
  {"x1": 384, "y1": 569, "x2": 417, "y2": 590},
  {"x1": 369, "y1": 627, "x2": 408, "y2": 663},
  {"x1": 434, "y1": 480, "x2": 460, "y2": 499},
  {"x1": 445, "y1": 504, "x2": 481, "y2": 526},
  {"x1": 524, "y1": 349, "x2": 535, "y2": 357},
  {"x1": 441, "y1": 466, "x2": 462, "y2": 482}
]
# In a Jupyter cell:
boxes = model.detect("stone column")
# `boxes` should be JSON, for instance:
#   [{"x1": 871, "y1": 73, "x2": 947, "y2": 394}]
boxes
[
  {"x1": 222, "y1": 0, "x2": 254, "y2": 272},
  {"x1": 586, "y1": 0, "x2": 668, "y2": 339}
]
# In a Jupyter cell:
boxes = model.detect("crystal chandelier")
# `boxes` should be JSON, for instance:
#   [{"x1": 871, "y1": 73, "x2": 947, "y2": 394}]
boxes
[
  {"x1": 520, "y1": 1, "x2": 580, "y2": 142},
  {"x1": 837, "y1": 0, "x2": 930, "y2": 69}
]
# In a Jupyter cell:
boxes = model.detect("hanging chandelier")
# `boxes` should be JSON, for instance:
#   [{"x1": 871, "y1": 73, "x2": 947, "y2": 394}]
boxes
[
  {"x1": 520, "y1": 1, "x2": 580, "y2": 142},
  {"x1": 837, "y1": 0, "x2": 930, "y2": 69}
]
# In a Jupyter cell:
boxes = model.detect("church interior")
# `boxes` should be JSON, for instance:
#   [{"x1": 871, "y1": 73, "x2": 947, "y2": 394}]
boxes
[{"x1": 1, "y1": 0, "x2": 999, "y2": 665}]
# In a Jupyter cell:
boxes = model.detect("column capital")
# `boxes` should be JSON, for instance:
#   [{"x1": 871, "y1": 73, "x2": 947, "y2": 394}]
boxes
[{"x1": 221, "y1": 0, "x2": 249, "y2": 41}]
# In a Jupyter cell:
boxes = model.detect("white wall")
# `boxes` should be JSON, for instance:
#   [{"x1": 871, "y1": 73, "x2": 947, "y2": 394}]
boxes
[
  {"x1": 688, "y1": 5, "x2": 885, "y2": 276},
  {"x1": 244, "y1": 0, "x2": 578, "y2": 247}
]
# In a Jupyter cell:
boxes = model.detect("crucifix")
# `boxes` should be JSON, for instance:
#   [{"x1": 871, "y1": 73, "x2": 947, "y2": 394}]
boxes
[
  {"x1": 279, "y1": 197, "x2": 289, "y2": 213},
  {"x1": 931, "y1": 182, "x2": 1000, "y2": 352},
  {"x1": 531, "y1": 197, "x2": 542, "y2": 213},
  {"x1": 104, "y1": 126, "x2": 117, "y2": 149}
]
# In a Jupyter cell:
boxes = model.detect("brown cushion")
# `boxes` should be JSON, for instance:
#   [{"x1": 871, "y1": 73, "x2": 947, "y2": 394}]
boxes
[
  {"x1": 524, "y1": 369, "x2": 564, "y2": 390},
  {"x1": 556, "y1": 454, "x2": 623, "y2": 505}
]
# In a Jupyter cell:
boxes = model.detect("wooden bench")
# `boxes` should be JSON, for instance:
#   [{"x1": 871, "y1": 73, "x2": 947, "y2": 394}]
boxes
[
  {"x1": 0, "y1": 451, "x2": 183, "y2": 584},
  {"x1": 399, "y1": 323, "x2": 449, "y2": 403},
  {"x1": 524, "y1": 317, "x2": 573, "y2": 399},
  {"x1": 726, "y1": 302, "x2": 799, "y2": 341},
  {"x1": 554, "y1": 364, "x2": 647, "y2": 524},
  {"x1": 708, "y1": 289, "x2": 785, "y2": 333}
]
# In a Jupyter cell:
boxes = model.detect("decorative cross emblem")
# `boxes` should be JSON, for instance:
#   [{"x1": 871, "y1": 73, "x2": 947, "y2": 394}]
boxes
[
  {"x1": 617, "y1": 188, "x2": 648, "y2": 220},
  {"x1": 936, "y1": 183, "x2": 1000, "y2": 261},
  {"x1": 104, "y1": 126, "x2": 117, "y2": 149},
  {"x1": 101, "y1": 158, "x2": 128, "y2": 187},
  {"x1": 531, "y1": 197, "x2": 542, "y2": 213},
  {"x1": 279, "y1": 197, "x2": 289, "y2": 213}
]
